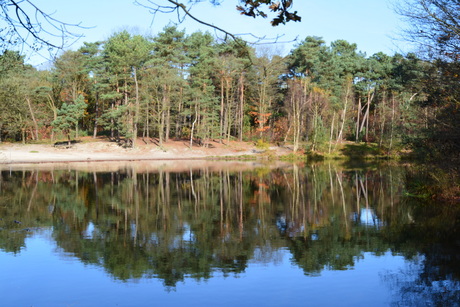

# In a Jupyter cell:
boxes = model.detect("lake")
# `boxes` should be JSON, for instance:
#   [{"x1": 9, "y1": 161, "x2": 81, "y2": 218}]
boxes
[{"x1": 1, "y1": 160, "x2": 459, "y2": 306}]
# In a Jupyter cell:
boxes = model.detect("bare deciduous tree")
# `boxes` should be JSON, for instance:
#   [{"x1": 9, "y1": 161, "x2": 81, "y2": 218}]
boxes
[{"x1": 396, "y1": 0, "x2": 460, "y2": 61}]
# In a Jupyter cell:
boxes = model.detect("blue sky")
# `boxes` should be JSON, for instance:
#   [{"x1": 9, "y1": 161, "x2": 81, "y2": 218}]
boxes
[{"x1": 27, "y1": 0, "x2": 410, "y2": 66}]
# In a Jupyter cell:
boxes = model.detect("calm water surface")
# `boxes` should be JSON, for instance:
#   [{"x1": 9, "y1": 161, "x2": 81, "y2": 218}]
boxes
[{"x1": 0, "y1": 161, "x2": 459, "y2": 306}]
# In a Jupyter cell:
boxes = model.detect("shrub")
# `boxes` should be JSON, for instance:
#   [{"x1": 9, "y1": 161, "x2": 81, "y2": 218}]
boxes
[{"x1": 255, "y1": 139, "x2": 270, "y2": 150}]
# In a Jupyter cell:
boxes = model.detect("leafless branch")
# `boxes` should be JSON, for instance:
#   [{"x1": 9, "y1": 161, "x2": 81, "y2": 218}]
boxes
[
  {"x1": 395, "y1": 0, "x2": 460, "y2": 61},
  {"x1": 0, "y1": 0, "x2": 89, "y2": 57},
  {"x1": 135, "y1": 0, "x2": 239, "y2": 41},
  {"x1": 134, "y1": 0, "x2": 298, "y2": 46}
]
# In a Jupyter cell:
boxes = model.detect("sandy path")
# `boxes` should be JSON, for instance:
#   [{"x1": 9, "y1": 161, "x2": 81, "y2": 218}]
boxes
[{"x1": 0, "y1": 139, "x2": 292, "y2": 164}]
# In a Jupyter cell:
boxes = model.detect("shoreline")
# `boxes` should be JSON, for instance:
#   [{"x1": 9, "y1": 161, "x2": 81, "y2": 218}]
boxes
[{"x1": 0, "y1": 139, "x2": 293, "y2": 165}]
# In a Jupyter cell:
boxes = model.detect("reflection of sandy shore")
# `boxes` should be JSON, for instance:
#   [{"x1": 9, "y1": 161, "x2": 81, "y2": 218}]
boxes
[
  {"x1": 0, "y1": 139, "x2": 293, "y2": 170},
  {"x1": 0, "y1": 160, "x2": 294, "y2": 173}
]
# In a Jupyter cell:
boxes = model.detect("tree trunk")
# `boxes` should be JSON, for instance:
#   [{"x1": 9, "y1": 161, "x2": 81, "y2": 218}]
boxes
[
  {"x1": 379, "y1": 91, "x2": 386, "y2": 148},
  {"x1": 159, "y1": 108, "x2": 165, "y2": 146},
  {"x1": 359, "y1": 90, "x2": 374, "y2": 142},
  {"x1": 364, "y1": 90, "x2": 374, "y2": 142},
  {"x1": 165, "y1": 85, "x2": 171, "y2": 142},
  {"x1": 293, "y1": 93, "x2": 300, "y2": 153},
  {"x1": 329, "y1": 112, "x2": 336, "y2": 154},
  {"x1": 225, "y1": 78, "x2": 231, "y2": 144},
  {"x1": 389, "y1": 94, "x2": 396, "y2": 152},
  {"x1": 220, "y1": 78, "x2": 224, "y2": 143},
  {"x1": 93, "y1": 91, "x2": 99, "y2": 138},
  {"x1": 67, "y1": 131, "x2": 71, "y2": 146},
  {"x1": 165, "y1": 105, "x2": 171, "y2": 142},
  {"x1": 312, "y1": 105, "x2": 319, "y2": 152},
  {"x1": 132, "y1": 67, "x2": 140, "y2": 148},
  {"x1": 190, "y1": 103, "x2": 198, "y2": 148},
  {"x1": 159, "y1": 84, "x2": 168, "y2": 145},
  {"x1": 336, "y1": 79, "x2": 351, "y2": 145},
  {"x1": 25, "y1": 97, "x2": 39, "y2": 141},
  {"x1": 356, "y1": 97, "x2": 361, "y2": 142},
  {"x1": 238, "y1": 73, "x2": 244, "y2": 142},
  {"x1": 176, "y1": 86, "x2": 183, "y2": 138},
  {"x1": 145, "y1": 99, "x2": 150, "y2": 140}
]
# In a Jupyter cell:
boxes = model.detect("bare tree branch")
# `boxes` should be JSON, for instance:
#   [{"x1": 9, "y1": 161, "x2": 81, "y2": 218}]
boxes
[
  {"x1": 0, "y1": 0, "x2": 89, "y2": 57},
  {"x1": 136, "y1": 0, "x2": 239, "y2": 41},
  {"x1": 395, "y1": 0, "x2": 460, "y2": 61},
  {"x1": 134, "y1": 0, "x2": 298, "y2": 45}
]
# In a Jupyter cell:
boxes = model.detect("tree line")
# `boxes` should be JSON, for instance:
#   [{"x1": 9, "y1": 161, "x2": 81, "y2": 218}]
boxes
[{"x1": 0, "y1": 25, "x2": 457, "y2": 157}]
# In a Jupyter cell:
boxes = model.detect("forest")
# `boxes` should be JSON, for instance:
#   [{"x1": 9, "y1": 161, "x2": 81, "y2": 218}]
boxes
[{"x1": 0, "y1": 27, "x2": 456, "y2": 158}]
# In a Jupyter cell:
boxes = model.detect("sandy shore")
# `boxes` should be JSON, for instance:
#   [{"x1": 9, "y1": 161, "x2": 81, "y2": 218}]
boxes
[{"x1": 0, "y1": 138, "x2": 292, "y2": 165}]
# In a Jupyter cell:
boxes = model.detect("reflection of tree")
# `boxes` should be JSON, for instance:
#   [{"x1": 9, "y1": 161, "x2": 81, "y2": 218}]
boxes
[
  {"x1": 0, "y1": 170, "x2": 56, "y2": 253},
  {"x1": 385, "y1": 248, "x2": 460, "y2": 307},
  {"x1": 0, "y1": 228, "x2": 27, "y2": 254},
  {"x1": 0, "y1": 162, "x2": 458, "y2": 297},
  {"x1": 45, "y1": 167, "x2": 264, "y2": 286},
  {"x1": 380, "y1": 186, "x2": 460, "y2": 306}
]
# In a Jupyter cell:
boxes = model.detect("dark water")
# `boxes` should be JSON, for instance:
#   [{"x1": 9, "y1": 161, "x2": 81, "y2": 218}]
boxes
[{"x1": 0, "y1": 161, "x2": 459, "y2": 307}]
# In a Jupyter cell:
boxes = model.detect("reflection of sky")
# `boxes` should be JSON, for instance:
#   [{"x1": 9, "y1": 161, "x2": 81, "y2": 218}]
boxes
[
  {"x1": 1, "y1": 231, "x2": 411, "y2": 307},
  {"x1": 84, "y1": 222, "x2": 95, "y2": 239},
  {"x1": 181, "y1": 224, "x2": 194, "y2": 242},
  {"x1": 353, "y1": 208, "x2": 383, "y2": 228}
]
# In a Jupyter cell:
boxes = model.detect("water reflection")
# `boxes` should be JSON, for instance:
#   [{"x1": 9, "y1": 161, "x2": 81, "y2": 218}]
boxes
[{"x1": 0, "y1": 161, "x2": 459, "y2": 305}]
